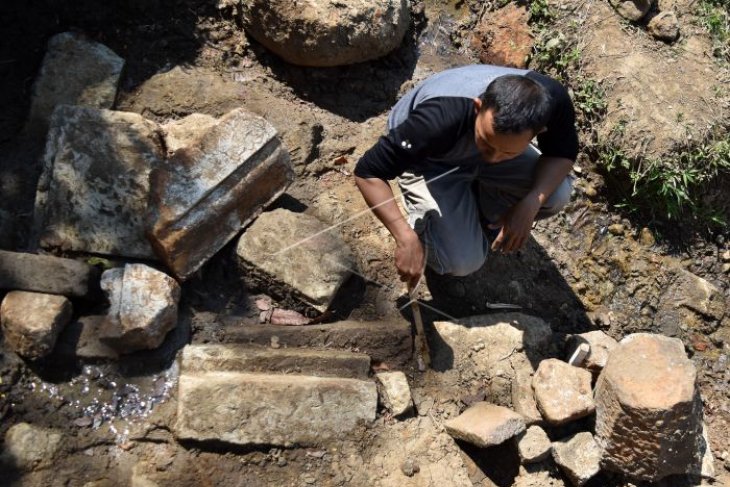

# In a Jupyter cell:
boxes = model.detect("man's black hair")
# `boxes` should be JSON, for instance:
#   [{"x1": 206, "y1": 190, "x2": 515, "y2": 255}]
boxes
[{"x1": 478, "y1": 75, "x2": 552, "y2": 134}]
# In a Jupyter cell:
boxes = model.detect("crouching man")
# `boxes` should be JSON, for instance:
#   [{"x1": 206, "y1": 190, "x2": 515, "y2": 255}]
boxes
[{"x1": 354, "y1": 64, "x2": 578, "y2": 287}]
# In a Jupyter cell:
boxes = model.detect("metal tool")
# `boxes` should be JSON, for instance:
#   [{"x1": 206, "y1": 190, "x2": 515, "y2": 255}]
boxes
[{"x1": 408, "y1": 278, "x2": 431, "y2": 372}]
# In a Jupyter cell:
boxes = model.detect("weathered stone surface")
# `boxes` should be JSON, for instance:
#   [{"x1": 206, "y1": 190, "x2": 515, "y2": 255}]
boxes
[
  {"x1": 1, "y1": 291, "x2": 72, "y2": 359},
  {"x1": 222, "y1": 319, "x2": 412, "y2": 367},
  {"x1": 655, "y1": 267, "x2": 726, "y2": 337},
  {"x1": 148, "y1": 108, "x2": 294, "y2": 280},
  {"x1": 33, "y1": 105, "x2": 164, "y2": 259},
  {"x1": 161, "y1": 113, "x2": 217, "y2": 153},
  {"x1": 552, "y1": 432, "x2": 601, "y2": 487},
  {"x1": 101, "y1": 264, "x2": 180, "y2": 353},
  {"x1": 0, "y1": 423, "x2": 63, "y2": 471},
  {"x1": 432, "y1": 313, "x2": 553, "y2": 408},
  {"x1": 180, "y1": 344, "x2": 370, "y2": 379},
  {"x1": 513, "y1": 466, "x2": 567, "y2": 487},
  {"x1": 595, "y1": 333, "x2": 703, "y2": 481},
  {"x1": 471, "y1": 4, "x2": 533, "y2": 68},
  {"x1": 237, "y1": 209, "x2": 355, "y2": 312},
  {"x1": 517, "y1": 426, "x2": 552, "y2": 464},
  {"x1": 242, "y1": 0, "x2": 410, "y2": 67},
  {"x1": 608, "y1": 0, "x2": 652, "y2": 20},
  {"x1": 444, "y1": 402, "x2": 525, "y2": 448},
  {"x1": 648, "y1": 11, "x2": 680, "y2": 42},
  {"x1": 376, "y1": 371, "x2": 413, "y2": 416},
  {"x1": 27, "y1": 32, "x2": 124, "y2": 136},
  {"x1": 0, "y1": 250, "x2": 99, "y2": 298},
  {"x1": 55, "y1": 315, "x2": 119, "y2": 360},
  {"x1": 571, "y1": 330, "x2": 618, "y2": 373},
  {"x1": 175, "y1": 372, "x2": 377, "y2": 446},
  {"x1": 532, "y1": 359, "x2": 595, "y2": 425}
]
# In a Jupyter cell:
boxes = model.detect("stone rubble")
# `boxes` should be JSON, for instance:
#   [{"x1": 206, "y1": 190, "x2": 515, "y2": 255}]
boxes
[
  {"x1": 594, "y1": 333, "x2": 703, "y2": 482},
  {"x1": 570, "y1": 330, "x2": 618, "y2": 374},
  {"x1": 608, "y1": 0, "x2": 652, "y2": 21},
  {"x1": 241, "y1": 0, "x2": 411, "y2": 67},
  {"x1": 148, "y1": 108, "x2": 294, "y2": 280},
  {"x1": 532, "y1": 359, "x2": 595, "y2": 425},
  {"x1": 517, "y1": 425, "x2": 552, "y2": 464},
  {"x1": 100, "y1": 264, "x2": 181, "y2": 353},
  {"x1": 647, "y1": 11, "x2": 680, "y2": 43},
  {"x1": 552, "y1": 432, "x2": 601, "y2": 487},
  {"x1": 444, "y1": 402, "x2": 526, "y2": 448},
  {"x1": 55, "y1": 316, "x2": 120, "y2": 360},
  {"x1": 26, "y1": 32, "x2": 124, "y2": 136},
  {"x1": 0, "y1": 250, "x2": 99, "y2": 298},
  {"x1": 376, "y1": 371, "x2": 414, "y2": 417},
  {"x1": 236, "y1": 208, "x2": 355, "y2": 313},
  {"x1": 0, "y1": 423, "x2": 63, "y2": 472},
  {"x1": 33, "y1": 105, "x2": 164, "y2": 259},
  {"x1": 0, "y1": 291, "x2": 72, "y2": 359}
]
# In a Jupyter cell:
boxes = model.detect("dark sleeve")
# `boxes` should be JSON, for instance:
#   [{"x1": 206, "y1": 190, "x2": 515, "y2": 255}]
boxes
[
  {"x1": 354, "y1": 97, "x2": 473, "y2": 180},
  {"x1": 527, "y1": 72, "x2": 579, "y2": 161}
]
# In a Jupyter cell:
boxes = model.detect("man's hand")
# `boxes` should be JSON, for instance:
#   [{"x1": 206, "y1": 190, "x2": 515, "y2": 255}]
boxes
[
  {"x1": 490, "y1": 194, "x2": 541, "y2": 253},
  {"x1": 395, "y1": 229, "x2": 425, "y2": 288}
]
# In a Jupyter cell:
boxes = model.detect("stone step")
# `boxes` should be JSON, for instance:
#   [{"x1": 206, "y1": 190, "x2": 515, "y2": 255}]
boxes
[
  {"x1": 222, "y1": 320, "x2": 412, "y2": 367},
  {"x1": 180, "y1": 344, "x2": 370, "y2": 379},
  {"x1": 175, "y1": 371, "x2": 377, "y2": 447}
]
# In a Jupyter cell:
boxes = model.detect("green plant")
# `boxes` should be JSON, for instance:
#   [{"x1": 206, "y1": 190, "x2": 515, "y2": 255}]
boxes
[
  {"x1": 573, "y1": 79, "x2": 608, "y2": 126},
  {"x1": 528, "y1": 0, "x2": 554, "y2": 28},
  {"x1": 697, "y1": 0, "x2": 730, "y2": 61},
  {"x1": 597, "y1": 138, "x2": 730, "y2": 227}
]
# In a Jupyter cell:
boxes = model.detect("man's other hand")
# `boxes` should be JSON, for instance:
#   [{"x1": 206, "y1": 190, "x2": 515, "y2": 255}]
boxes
[
  {"x1": 490, "y1": 195, "x2": 540, "y2": 253},
  {"x1": 395, "y1": 229, "x2": 425, "y2": 288}
]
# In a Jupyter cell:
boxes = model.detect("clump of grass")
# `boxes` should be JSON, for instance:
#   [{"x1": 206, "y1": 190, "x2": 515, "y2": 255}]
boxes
[
  {"x1": 598, "y1": 138, "x2": 730, "y2": 228},
  {"x1": 697, "y1": 0, "x2": 730, "y2": 62}
]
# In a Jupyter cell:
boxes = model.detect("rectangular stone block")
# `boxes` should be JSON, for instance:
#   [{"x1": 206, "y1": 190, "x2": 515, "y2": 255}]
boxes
[
  {"x1": 33, "y1": 105, "x2": 164, "y2": 259},
  {"x1": 180, "y1": 344, "x2": 370, "y2": 379},
  {"x1": 223, "y1": 319, "x2": 412, "y2": 367},
  {"x1": 175, "y1": 372, "x2": 377, "y2": 447},
  {"x1": 0, "y1": 250, "x2": 99, "y2": 298},
  {"x1": 147, "y1": 109, "x2": 294, "y2": 280}
]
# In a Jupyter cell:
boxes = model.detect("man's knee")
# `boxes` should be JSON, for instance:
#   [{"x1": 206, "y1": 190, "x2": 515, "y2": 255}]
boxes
[
  {"x1": 430, "y1": 245, "x2": 487, "y2": 277},
  {"x1": 538, "y1": 176, "x2": 573, "y2": 218}
]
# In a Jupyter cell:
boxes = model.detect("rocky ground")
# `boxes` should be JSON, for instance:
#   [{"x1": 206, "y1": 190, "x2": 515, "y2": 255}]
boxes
[{"x1": 0, "y1": 0, "x2": 729, "y2": 486}]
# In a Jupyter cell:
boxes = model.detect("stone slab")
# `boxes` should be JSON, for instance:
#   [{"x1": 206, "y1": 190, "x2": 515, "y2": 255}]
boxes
[
  {"x1": 27, "y1": 32, "x2": 124, "y2": 136},
  {"x1": 180, "y1": 343, "x2": 370, "y2": 379},
  {"x1": 533, "y1": 359, "x2": 595, "y2": 425},
  {"x1": 444, "y1": 402, "x2": 526, "y2": 448},
  {"x1": 552, "y1": 432, "x2": 601, "y2": 487},
  {"x1": 148, "y1": 108, "x2": 294, "y2": 280},
  {"x1": 1, "y1": 291, "x2": 72, "y2": 359},
  {"x1": 236, "y1": 208, "x2": 355, "y2": 312},
  {"x1": 223, "y1": 319, "x2": 412, "y2": 367},
  {"x1": 432, "y1": 313, "x2": 553, "y2": 408},
  {"x1": 175, "y1": 371, "x2": 377, "y2": 446},
  {"x1": 0, "y1": 250, "x2": 99, "y2": 298},
  {"x1": 33, "y1": 105, "x2": 164, "y2": 259}
]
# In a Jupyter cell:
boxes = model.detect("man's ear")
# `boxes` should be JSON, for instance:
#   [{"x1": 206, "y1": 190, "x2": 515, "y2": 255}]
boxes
[{"x1": 473, "y1": 97, "x2": 482, "y2": 113}]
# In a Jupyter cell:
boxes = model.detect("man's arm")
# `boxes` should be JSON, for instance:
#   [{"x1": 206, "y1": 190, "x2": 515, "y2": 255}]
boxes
[
  {"x1": 490, "y1": 155, "x2": 573, "y2": 252},
  {"x1": 354, "y1": 176, "x2": 424, "y2": 287}
]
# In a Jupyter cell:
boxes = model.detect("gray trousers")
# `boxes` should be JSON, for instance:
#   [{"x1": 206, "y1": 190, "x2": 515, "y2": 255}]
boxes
[{"x1": 397, "y1": 145, "x2": 573, "y2": 276}]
